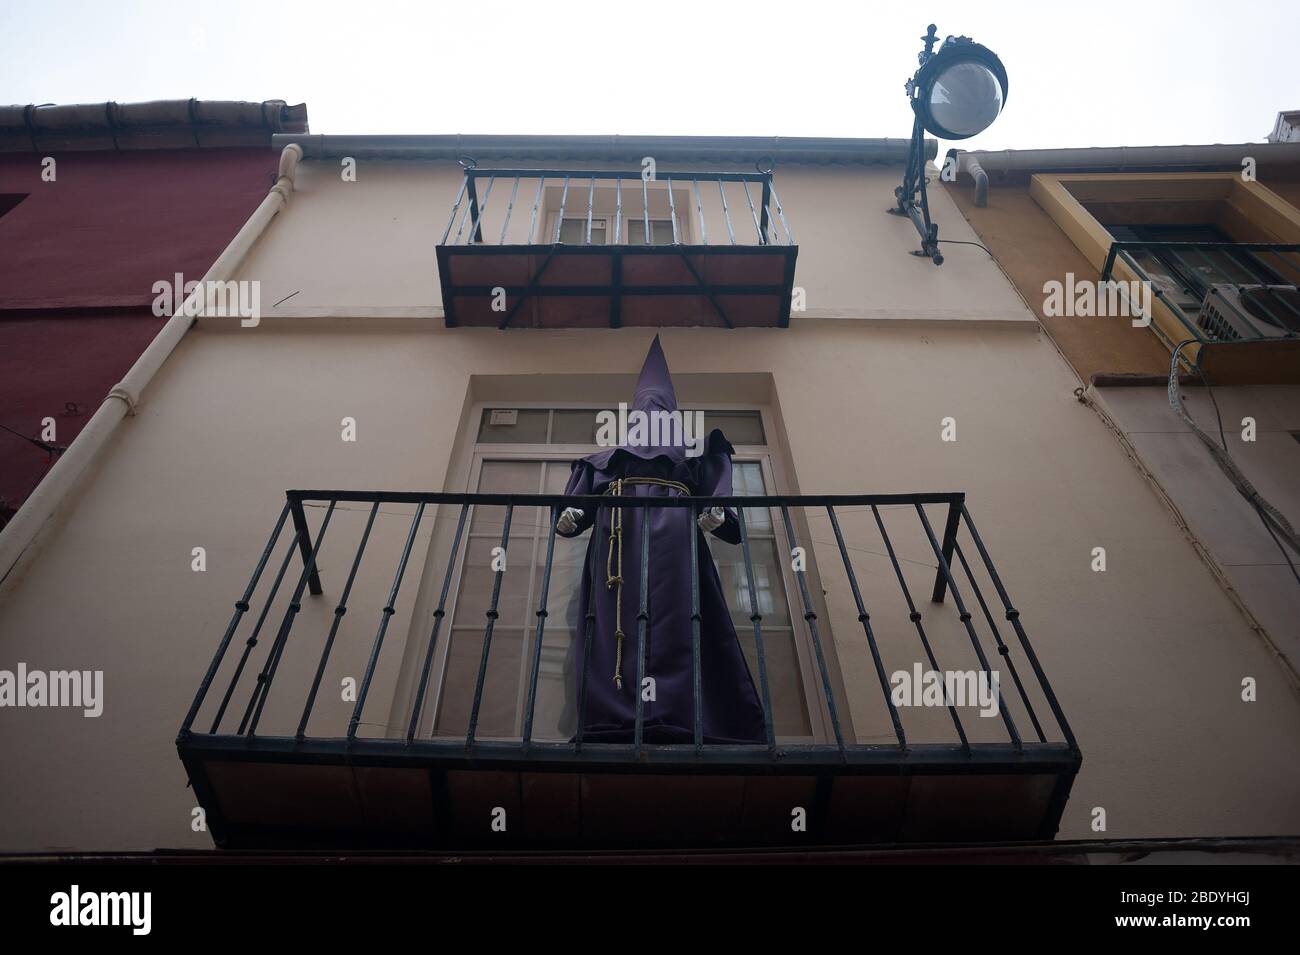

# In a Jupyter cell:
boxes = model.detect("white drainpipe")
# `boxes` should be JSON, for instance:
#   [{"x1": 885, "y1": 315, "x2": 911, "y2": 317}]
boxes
[{"x1": 0, "y1": 143, "x2": 304, "y2": 587}]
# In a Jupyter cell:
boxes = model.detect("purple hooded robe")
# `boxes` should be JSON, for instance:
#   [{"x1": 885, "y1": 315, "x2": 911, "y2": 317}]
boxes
[{"x1": 557, "y1": 336, "x2": 766, "y2": 744}]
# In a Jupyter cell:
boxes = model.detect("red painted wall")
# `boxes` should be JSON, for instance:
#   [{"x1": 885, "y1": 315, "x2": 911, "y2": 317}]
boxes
[
  {"x1": 0, "y1": 148, "x2": 279, "y2": 523},
  {"x1": 0, "y1": 149, "x2": 276, "y2": 309}
]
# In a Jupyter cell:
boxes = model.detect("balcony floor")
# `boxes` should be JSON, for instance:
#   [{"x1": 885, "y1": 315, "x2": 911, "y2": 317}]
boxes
[
  {"x1": 179, "y1": 734, "x2": 1079, "y2": 850},
  {"x1": 179, "y1": 489, "x2": 1081, "y2": 851},
  {"x1": 437, "y1": 243, "x2": 797, "y2": 329}
]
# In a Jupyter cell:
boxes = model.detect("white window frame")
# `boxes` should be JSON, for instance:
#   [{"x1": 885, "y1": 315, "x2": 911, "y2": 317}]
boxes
[
  {"x1": 537, "y1": 181, "x2": 693, "y2": 245},
  {"x1": 401, "y1": 401, "x2": 834, "y2": 744},
  {"x1": 547, "y1": 212, "x2": 680, "y2": 245}
]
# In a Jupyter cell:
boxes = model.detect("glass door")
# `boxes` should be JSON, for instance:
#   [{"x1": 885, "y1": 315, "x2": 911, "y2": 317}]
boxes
[{"x1": 425, "y1": 407, "x2": 820, "y2": 742}]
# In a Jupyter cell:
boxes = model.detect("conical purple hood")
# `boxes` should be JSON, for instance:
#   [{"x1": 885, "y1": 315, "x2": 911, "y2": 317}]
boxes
[
  {"x1": 631, "y1": 334, "x2": 677, "y2": 418},
  {"x1": 583, "y1": 335, "x2": 688, "y2": 467}
]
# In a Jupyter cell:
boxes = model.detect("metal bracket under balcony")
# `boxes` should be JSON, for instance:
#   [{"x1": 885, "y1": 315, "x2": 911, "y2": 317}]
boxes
[{"x1": 436, "y1": 167, "x2": 798, "y2": 329}]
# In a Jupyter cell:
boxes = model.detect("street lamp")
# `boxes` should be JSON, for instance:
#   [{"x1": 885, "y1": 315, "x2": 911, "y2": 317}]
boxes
[{"x1": 891, "y1": 24, "x2": 1009, "y2": 264}]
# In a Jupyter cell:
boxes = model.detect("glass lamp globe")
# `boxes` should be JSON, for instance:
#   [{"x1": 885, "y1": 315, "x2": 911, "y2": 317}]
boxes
[{"x1": 927, "y1": 60, "x2": 1004, "y2": 138}]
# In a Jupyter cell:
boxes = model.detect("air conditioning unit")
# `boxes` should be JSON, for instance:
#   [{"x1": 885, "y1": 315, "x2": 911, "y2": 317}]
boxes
[{"x1": 1197, "y1": 284, "x2": 1300, "y2": 341}]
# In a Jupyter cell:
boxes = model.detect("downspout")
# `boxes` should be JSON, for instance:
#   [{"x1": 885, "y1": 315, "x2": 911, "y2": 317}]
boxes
[
  {"x1": 944, "y1": 149, "x2": 989, "y2": 206},
  {"x1": 0, "y1": 143, "x2": 304, "y2": 587},
  {"x1": 967, "y1": 155, "x2": 989, "y2": 207}
]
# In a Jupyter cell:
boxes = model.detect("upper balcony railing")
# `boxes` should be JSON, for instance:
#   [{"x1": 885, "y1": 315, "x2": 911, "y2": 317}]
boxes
[
  {"x1": 1102, "y1": 240, "x2": 1300, "y2": 380},
  {"x1": 435, "y1": 165, "x2": 798, "y2": 329},
  {"x1": 178, "y1": 488, "x2": 1079, "y2": 849}
]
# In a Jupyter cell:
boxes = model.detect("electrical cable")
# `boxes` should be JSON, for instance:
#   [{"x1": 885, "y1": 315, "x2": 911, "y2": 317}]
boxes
[
  {"x1": 1167, "y1": 342, "x2": 1300, "y2": 583},
  {"x1": 0, "y1": 421, "x2": 65, "y2": 455},
  {"x1": 1194, "y1": 350, "x2": 1300, "y2": 586},
  {"x1": 936, "y1": 238, "x2": 995, "y2": 259},
  {"x1": 0, "y1": 429, "x2": 59, "y2": 531}
]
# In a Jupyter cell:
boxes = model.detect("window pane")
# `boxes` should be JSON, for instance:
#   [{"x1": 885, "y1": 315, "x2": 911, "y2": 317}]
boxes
[
  {"x1": 1128, "y1": 249, "x2": 1200, "y2": 311},
  {"x1": 622, "y1": 218, "x2": 674, "y2": 245},
  {"x1": 522, "y1": 624, "x2": 576, "y2": 741},
  {"x1": 559, "y1": 218, "x2": 606, "y2": 244},
  {"x1": 437, "y1": 458, "x2": 570, "y2": 740},
  {"x1": 478, "y1": 408, "x2": 549, "y2": 443},
  {"x1": 709, "y1": 537, "x2": 791, "y2": 627},
  {"x1": 453, "y1": 537, "x2": 535, "y2": 628},
  {"x1": 703, "y1": 410, "x2": 765, "y2": 445},
  {"x1": 550, "y1": 410, "x2": 601, "y2": 445},
  {"x1": 542, "y1": 459, "x2": 573, "y2": 495},
  {"x1": 433, "y1": 628, "x2": 524, "y2": 738},
  {"x1": 1109, "y1": 224, "x2": 1283, "y2": 313},
  {"x1": 1165, "y1": 246, "x2": 1271, "y2": 290},
  {"x1": 731, "y1": 461, "x2": 772, "y2": 533},
  {"x1": 540, "y1": 459, "x2": 589, "y2": 628},
  {"x1": 470, "y1": 460, "x2": 543, "y2": 538},
  {"x1": 732, "y1": 460, "x2": 765, "y2": 494},
  {"x1": 526, "y1": 554, "x2": 585, "y2": 741},
  {"x1": 540, "y1": 458, "x2": 590, "y2": 644},
  {"x1": 736, "y1": 628, "x2": 810, "y2": 736}
]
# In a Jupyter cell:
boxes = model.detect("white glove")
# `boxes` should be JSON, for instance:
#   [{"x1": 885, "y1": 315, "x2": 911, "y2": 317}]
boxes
[
  {"x1": 697, "y1": 506, "x2": 726, "y2": 533},
  {"x1": 556, "y1": 507, "x2": 584, "y2": 534}
]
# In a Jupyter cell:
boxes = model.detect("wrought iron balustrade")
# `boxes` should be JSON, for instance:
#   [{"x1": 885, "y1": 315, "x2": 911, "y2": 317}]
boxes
[
  {"x1": 435, "y1": 166, "x2": 798, "y2": 329},
  {"x1": 1102, "y1": 240, "x2": 1300, "y2": 349},
  {"x1": 178, "y1": 489, "x2": 1079, "y2": 848}
]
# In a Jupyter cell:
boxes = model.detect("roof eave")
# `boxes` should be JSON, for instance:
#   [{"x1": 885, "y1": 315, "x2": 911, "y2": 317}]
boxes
[{"x1": 273, "y1": 133, "x2": 935, "y2": 166}]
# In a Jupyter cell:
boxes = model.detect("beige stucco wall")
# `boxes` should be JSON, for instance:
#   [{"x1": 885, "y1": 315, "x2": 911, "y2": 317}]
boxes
[
  {"x1": 945, "y1": 171, "x2": 1300, "y2": 688},
  {"x1": 1094, "y1": 384, "x2": 1300, "y2": 669},
  {"x1": 0, "y1": 158, "x2": 1297, "y2": 851},
  {"x1": 242, "y1": 159, "x2": 1033, "y2": 323}
]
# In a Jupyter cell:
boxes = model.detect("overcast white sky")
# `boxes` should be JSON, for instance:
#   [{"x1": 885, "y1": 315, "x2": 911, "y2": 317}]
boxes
[{"x1": 2, "y1": 0, "x2": 1296, "y2": 154}]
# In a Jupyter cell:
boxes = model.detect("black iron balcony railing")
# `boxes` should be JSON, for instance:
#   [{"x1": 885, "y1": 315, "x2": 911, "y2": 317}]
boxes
[
  {"x1": 435, "y1": 165, "x2": 798, "y2": 329},
  {"x1": 178, "y1": 489, "x2": 1079, "y2": 849},
  {"x1": 1102, "y1": 241, "x2": 1300, "y2": 349}
]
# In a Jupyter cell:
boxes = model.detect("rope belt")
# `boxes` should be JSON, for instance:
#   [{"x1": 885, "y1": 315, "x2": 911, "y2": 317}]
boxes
[{"x1": 603, "y1": 477, "x2": 690, "y2": 689}]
